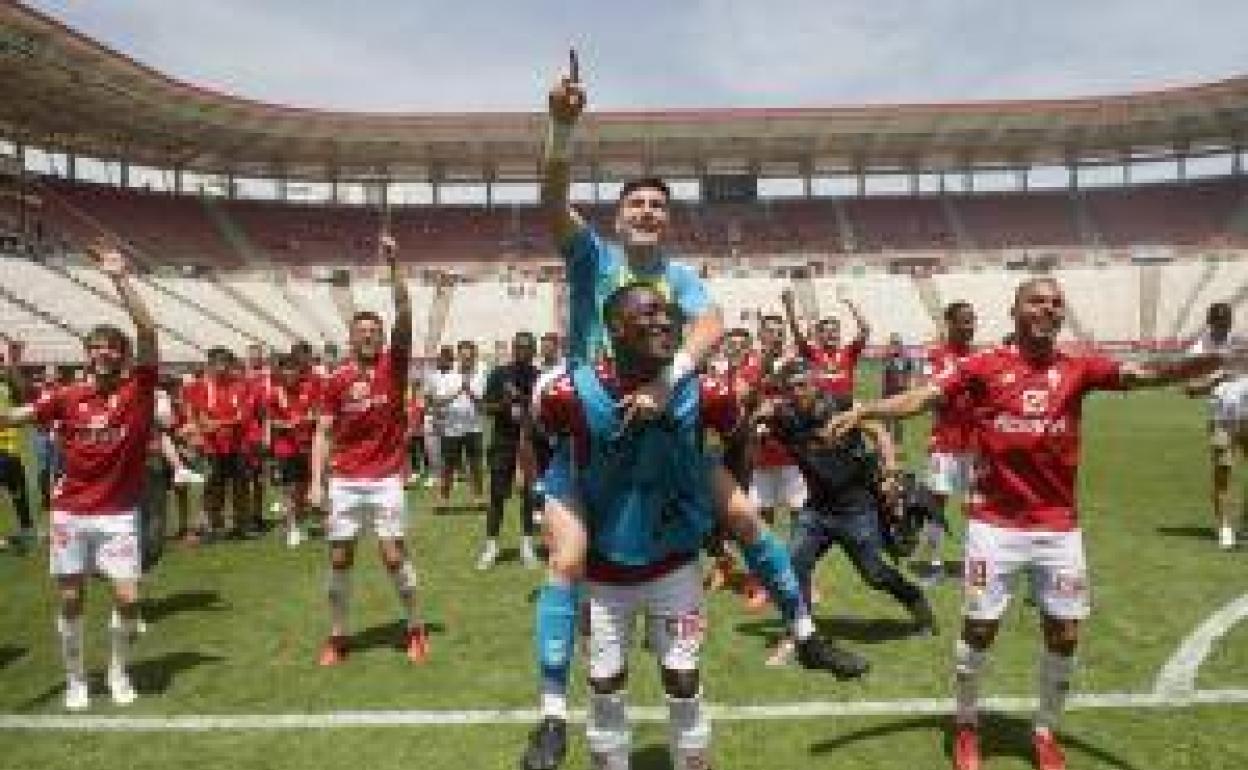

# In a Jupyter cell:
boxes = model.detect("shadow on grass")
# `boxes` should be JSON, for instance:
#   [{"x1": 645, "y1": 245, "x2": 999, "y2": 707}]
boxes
[
  {"x1": 0, "y1": 645, "x2": 26, "y2": 668},
  {"x1": 142, "y1": 590, "x2": 228, "y2": 623},
  {"x1": 1156, "y1": 525, "x2": 1215, "y2": 541},
  {"x1": 20, "y1": 650, "x2": 226, "y2": 709},
  {"x1": 631, "y1": 744, "x2": 676, "y2": 770},
  {"x1": 352, "y1": 619, "x2": 449, "y2": 653},
  {"x1": 808, "y1": 712, "x2": 1143, "y2": 770},
  {"x1": 735, "y1": 615, "x2": 919, "y2": 646}
]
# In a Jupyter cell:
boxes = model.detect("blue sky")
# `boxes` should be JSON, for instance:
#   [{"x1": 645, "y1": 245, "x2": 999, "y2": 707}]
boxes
[{"x1": 26, "y1": 0, "x2": 1248, "y2": 112}]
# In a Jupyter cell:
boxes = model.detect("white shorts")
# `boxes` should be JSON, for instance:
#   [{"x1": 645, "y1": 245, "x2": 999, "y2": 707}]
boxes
[
  {"x1": 927, "y1": 452, "x2": 975, "y2": 496},
  {"x1": 588, "y1": 561, "x2": 705, "y2": 680},
  {"x1": 1211, "y1": 379, "x2": 1248, "y2": 424},
  {"x1": 749, "y1": 465, "x2": 807, "y2": 510},
  {"x1": 327, "y1": 477, "x2": 407, "y2": 541},
  {"x1": 50, "y1": 510, "x2": 140, "y2": 581},
  {"x1": 962, "y1": 519, "x2": 1090, "y2": 622}
]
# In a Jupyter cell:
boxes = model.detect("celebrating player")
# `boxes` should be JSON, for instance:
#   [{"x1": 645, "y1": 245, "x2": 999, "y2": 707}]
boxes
[
  {"x1": 308, "y1": 233, "x2": 429, "y2": 666},
  {"x1": 915, "y1": 300, "x2": 978, "y2": 584},
  {"x1": 826, "y1": 277, "x2": 1234, "y2": 770},
  {"x1": 523, "y1": 54, "x2": 865, "y2": 770},
  {"x1": 0, "y1": 244, "x2": 157, "y2": 710}
]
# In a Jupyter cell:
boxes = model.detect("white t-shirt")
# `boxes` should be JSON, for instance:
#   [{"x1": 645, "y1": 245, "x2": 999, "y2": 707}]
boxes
[
  {"x1": 1189, "y1": 332, "x2": 1248, "y2": 422},
  {"x1": 426, "y1": 366, "x2": 487, "y2": 437}
]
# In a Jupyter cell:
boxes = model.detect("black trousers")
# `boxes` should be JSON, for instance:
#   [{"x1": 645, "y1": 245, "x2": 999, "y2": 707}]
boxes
[
  {"x1": 0, "y1": 451, "x2": 33, "y2": 531},
  {"x1": 486, "y1": 440, "x2": 535, "y2": 538}
]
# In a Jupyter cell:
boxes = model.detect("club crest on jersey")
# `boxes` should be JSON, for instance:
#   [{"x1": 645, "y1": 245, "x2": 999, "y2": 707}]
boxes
[
  {"x1": 998, "y1": 371, "x2": 1017, "y2": 386},
  {"x1": 1021, "y1": 389, "x2": 1049, "y2": 416}
]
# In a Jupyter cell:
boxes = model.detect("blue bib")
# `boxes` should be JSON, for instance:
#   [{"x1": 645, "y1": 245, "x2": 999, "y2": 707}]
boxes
[{"x1": 570, "y1": 364, "x2": 714, "y2": 567}]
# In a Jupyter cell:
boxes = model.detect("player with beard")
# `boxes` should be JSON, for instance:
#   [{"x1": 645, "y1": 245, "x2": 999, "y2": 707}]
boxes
[
  {"x1": 791, "y1": 294, "x2": 870, "y2": 398},
  {"x1": 826, "y1": 277, "x2": 1235, "y2": 770},
  {"x1": 522, "y1": 56, "x2": 866, "y2": 770},
  {"x1": 309, "y1": 234, "x2": 428, "y2": 666},
  {"x1": 0, "y1": 244, "x2": 157, "y2": 710},
  {"x1": 915, "y1": 301, "x2": 978, "y2": 585}
]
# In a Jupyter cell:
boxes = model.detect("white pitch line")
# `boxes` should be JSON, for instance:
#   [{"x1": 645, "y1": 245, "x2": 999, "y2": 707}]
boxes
[
  {"x1": 0, "y1": 690, "x2": 1245, "y2": 731},
  {"x1": 1154, "y1": 592, "x2": 1248, "y2": 697}
]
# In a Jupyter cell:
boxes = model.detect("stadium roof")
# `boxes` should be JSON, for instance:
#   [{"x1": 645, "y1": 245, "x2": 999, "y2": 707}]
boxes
[{"x1": 1, "y1": 1, "x2": 1246, "y2": 183}]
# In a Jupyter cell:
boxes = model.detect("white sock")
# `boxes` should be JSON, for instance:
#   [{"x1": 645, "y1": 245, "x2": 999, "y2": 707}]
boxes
[
  {"x1": 587, "y1": 692, "x2": 631, "y2": 770},
  {"x1": 109, "y1": 610, "x2": 137, "y2": 675},
  {"x1": 327, "y1": 569, "x2": 351, "y2": 636},
  {"x1": 792, "y1": 613, "x2": 816, "y2": 641},
  {"x1": 388, "y1": 561, "x2": 419, "y2": 628},
  {"x1": 540, "y1": 691, "x2": 568, "y2": 720},
  {"x1": 1034, "y1": 651, "x2": 1075, "y2": 733},
  {"x1": 954, "y1": 638, "x2": 988, "y2": 726},
  {"x1": 667, "y1": 694, "x2": 711, "y2": 769},
  {"x1": 56, "y1": 614, "x2": 85, "y2": 683}
]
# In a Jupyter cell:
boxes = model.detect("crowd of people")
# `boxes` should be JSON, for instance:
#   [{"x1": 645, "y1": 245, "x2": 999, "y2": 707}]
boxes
[{"x1": 0, "y1": 53, "x2": 1244, "y2": 770}]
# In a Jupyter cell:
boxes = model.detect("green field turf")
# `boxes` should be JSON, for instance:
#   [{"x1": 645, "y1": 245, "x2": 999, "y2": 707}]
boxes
[{"x1": 0, "y1": 387, "x2": 1244, "y2": 770}]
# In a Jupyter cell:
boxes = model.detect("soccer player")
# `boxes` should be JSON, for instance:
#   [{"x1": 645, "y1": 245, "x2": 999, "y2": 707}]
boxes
[
  {"x1": 479, "y1": 331, "x2": 541, "y2": 569},
  {"x1": 915, "y1": 301, "x2": 978, "y2": 584},
  {"x1": 1185, "y1": 302, "x2": 1248, "y2": 549},
  {"x1": 534, "y1": 284, "x2": 783, "y2": 770},
  {"x1": 790, "y1": 293, "x2": 870, "y2": 398},
  {"x1": 0, "y1": 244, "x2": 157, "y2": 710},
  {"x1": 827, "y1": 277, "x2": 1234, "y2": 770},
  {"x1": 752, "y1": 358, "x2": 936, "y2": 667},
  {"x1": 742, "y1": 307, "x2": 806, "y2": 524},
  {"x1": 267, "y1": 353, "x2": 319, "y2": 548},
  {"x1": 523, "y1": 58, "x2": 864, "y2": 770},
  {"x1": 308, "y1": 234, "x2": 429, "y2": 666},
  {"x1": 240, "y1": 342, "x2": 271, "y2": 533},
  {"x1": 189, "y1": 347, "x2": 253, "y2": 539}
]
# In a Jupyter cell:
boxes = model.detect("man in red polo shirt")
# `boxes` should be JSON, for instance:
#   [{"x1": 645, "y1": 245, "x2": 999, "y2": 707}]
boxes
[
  {"x1": 240, "y1": 342, "x2": 271, "y2": 532},
  {"x1": 0, "y1": 244, "x2": 158, "y2": 711},
  {"x1": 309, "y1": 234, "x2": 428, "y2": 666},
  {"x1": 830, "y1": 277, "x2": 1234, "y2": 770},
  {"x1": 268, "y1": 353, "x2": 319, "y2": 548}
]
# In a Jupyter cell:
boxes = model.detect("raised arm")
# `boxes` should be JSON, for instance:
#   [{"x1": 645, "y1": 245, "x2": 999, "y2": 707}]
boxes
[
  {"x1": 382, "y1": 234, "x2": 412, "y2": 363},
  {"x1": 843, "y1": 297, "x2": 870, "y2": 346},
  {"x1": 781, "y1": 289, "x2": 811, "y2": 351},
  {"x1": 540, "y1": 48, "x2": 587, "y2": 246},
  {"x1": 89, "y1": 243, "x2": 157, "y2": 366}
]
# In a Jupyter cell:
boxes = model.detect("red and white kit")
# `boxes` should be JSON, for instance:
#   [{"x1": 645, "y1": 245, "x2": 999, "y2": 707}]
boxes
[{"x1": 934, "y1": 344, "x2": 1125, "y2": 621}]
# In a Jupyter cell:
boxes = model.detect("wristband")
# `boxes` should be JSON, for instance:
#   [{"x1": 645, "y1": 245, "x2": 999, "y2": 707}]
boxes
[
  {"x1": 664, "y1": 350, "x2": 696, "y2": 387},
  {"x1": 545, "y1": 120, "x2": 574, "y2": 163}
]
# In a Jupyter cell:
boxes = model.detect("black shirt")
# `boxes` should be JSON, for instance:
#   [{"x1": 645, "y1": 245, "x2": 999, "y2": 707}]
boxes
[
  {"x1": 484, "y1": 361, "x2": 540, "y2": 443},
  {"x1": 761, "y1": 393, "x2": 877, "y2": 511}
]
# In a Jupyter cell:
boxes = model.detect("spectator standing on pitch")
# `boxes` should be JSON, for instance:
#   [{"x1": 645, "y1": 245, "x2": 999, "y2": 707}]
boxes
[
  {"x1": 0, "y1": 336, "x2": 36, "y2": 551},
  {"x1": 827, "y1": 277, "x2": 1236, "y2": 770},
  {"x1": 479, "y1": 331, "x2": 541, "y2": 569},
  {"x1": 309, "y1": 233, "x2": 429, "y2": 666},
  {"x1": 1185, "y1": 302, "x2": 1248, "y2": 549},
  {"x1": 879, "y1": 332, "x2": 916, "y2": 444},
  {"x1": 421, "y1": 346, "x2": 455, "y2": 492},
  {"x1": 428, "y1": 341, "x2": 487, "y2": 506}
]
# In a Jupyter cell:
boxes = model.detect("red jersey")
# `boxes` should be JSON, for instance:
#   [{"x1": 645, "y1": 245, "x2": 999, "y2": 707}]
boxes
[
  {"x1": 34, "y1": 365, "x2": 156, "y2": 514},
  {"x1": 267, "y1": 376, "x2": 320, "y2": 458},
  {"x1": 186, "y1": 375, "x2": 254, "y2": 456},
  {"x1": 735, "y1": 349, "x2": 792, "y2": 468},
  {"x1": 538, "y1": 366, "x2": 738, "y2": 468},
  {"x1": 242, "y1": 366, "x2": 271, "y2": 449},
  {"x1": 800, "y1": 338, "x2": 864, "y2": 397},
  {"x1": 321, "y1": 348, "x2": 409, "y2": 480},
  {"x1": 934, "y1": 344, "x2": 1124, "y2": 532},
  {"x1": 925, "y1": 341, "x2": 977, "y2": 454}
]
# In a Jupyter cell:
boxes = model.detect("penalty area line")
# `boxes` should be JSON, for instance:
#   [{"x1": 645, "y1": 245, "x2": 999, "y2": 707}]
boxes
[{"x1": 1, "y1": 690, "x2": 1247, "y2": 731}]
